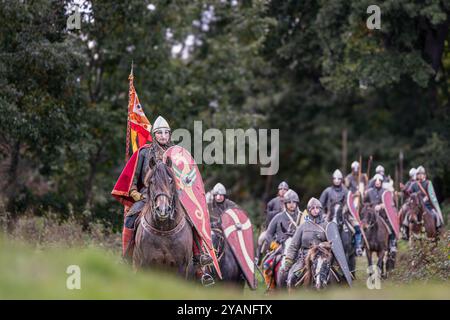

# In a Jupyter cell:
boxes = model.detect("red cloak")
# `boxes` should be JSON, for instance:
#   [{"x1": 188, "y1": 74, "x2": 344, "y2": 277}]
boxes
[{"x1": 111, "y1": 144, "x2": 152, "y2": 208}]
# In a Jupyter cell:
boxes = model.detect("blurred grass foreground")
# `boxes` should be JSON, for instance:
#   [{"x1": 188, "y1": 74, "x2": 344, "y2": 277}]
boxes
[{"x1": 0, "y1": 215, "x2": 448, "y2": 299}]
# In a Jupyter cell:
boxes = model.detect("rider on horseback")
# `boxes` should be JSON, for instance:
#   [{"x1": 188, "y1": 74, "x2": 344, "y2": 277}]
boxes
[
  {"x1": 262, "y1": 189, "x2": 302, "y2": 288},
  {"x1": 319, "y1": 169, "x2": 363, "y2": 256},
  {"x1": 407, "y1": 166, "x2": 444, "y2": 233},
  {"x1": 209, "y1": 183, "x2": 238, "y2": 229},
  {"x1": 284, "y1": 197, "x2": 328, "y2": 288},
  {"x1": 400, "y1": 168, "x2": 417, "y2": 239},
  {"x1": 114, "y1": 116, "x2": 214, "y2": 283},
  {"x1": 345, "y1": 161, "x2": 360, "y2": 193},
  {"x1": 368, "y1": 165, "x2": 393, "y2": 190},
  {"x1": 364, "y1": 173, "x2": 397, "y2": 253},
  {"x1": 264, "y1": 181, "x2": 289, "y2": 228},
  {"x1": 265, "y1": 189, "x2": 302, "y2": 247}
]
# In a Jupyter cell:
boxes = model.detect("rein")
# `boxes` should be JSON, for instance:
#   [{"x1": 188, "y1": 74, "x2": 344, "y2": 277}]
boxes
[
  {"x1": 141, "y1": 213, "x2": 186, "y2": 236},
  {"x1": 141, "y1": 162, "x2": 182, "y2": 236},
  {"x1": 141, "y1": 215, "x2": 186, "y2": 236},
  {"x1": 212, "y1": 227, "x2": 226, "y2": 262}
]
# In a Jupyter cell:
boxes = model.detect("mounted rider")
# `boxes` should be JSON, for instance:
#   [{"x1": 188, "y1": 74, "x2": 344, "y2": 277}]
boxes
[
  {"x1": 345, "y1": 161, "x2": 360, "y2": 193},
  {"x1": 407, "y1": 166, "x2": 444, "y2": 233},
  {"x1": 262, "y1": 189, "x2": 303, "y2": 289},
  {"x1": 400, "y1": 168, "x2": 417, "y2": 199},
  {"x1": 208, "y1": 183, "x2": 238, "y2": 229},
  {"x1": 364, "y1": 173, "x2": 397, "y2": 253},
  {"x1": 265, "y1": 189, "x2": 302, "y2": 246},
  {"x1": 264, "y1": 181, "x2": 289, "y2": 227},
  {"x1": 284, "y1": 197, "x2": 328, "y2": 288},
  {"x1": 399, "y1": 168, "x2": 417, "y2": 239},
  {"x1": 319, "y1": 169, "x2": 363, "y2": 256},
  {"x1": 112, "y1": 116, "x2": 214, "y2": 283},
  {"x1": 368, "y1": 165, "x2": 393, "y2": 190}
]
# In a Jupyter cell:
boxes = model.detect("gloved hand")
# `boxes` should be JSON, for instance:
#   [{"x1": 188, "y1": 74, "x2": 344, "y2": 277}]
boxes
[
  {"x1": 130, "y1": 189, "x2": 144, "y2": 202},
  {"x1": 284, "y1": 258, "x2": 294, "y2": 271}
]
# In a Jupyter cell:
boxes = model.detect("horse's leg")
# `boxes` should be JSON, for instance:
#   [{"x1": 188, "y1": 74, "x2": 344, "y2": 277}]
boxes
[
  {"x1": 377, "y1": 250, "x2": 386, "y2": 279},
  {"x1": 366, "y1": 250, "x2": 373, "y2": 276},
  {"x1": 408, "y1": 223, "x2": 415, "y2": 248}
]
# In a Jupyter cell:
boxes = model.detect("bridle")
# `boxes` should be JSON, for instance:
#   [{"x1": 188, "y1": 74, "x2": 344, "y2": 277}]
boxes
[{"x1": 406, "y1": 194, "x2": 425, "y2": 226}]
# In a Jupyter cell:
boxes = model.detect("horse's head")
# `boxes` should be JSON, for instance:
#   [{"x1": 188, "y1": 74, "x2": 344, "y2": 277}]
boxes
[
  {"x1": 306, "y1": 242, "x2": 333, "y2": 290},
  {"x1": 360, "y1": 204, "x2": 377, "y2": 230},
  {"x1": 145, "y1": 157, "x2": 176, "y2": 222},
  {"x1": 406, "y1": 193, "x2": 423, "y2": 225}
]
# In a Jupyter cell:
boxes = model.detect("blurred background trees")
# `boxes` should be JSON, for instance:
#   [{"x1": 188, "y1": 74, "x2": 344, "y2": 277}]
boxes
[{"x1": 0, "y1": 0, "x2": 448, "y2": 229}]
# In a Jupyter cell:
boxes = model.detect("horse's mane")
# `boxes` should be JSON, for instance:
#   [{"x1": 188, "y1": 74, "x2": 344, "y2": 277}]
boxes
[{"x1": 302, "y1": 242, "x2": 332, "y2": 286}]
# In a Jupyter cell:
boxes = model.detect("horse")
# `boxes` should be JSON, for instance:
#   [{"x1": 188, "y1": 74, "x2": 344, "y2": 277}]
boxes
[
  {"x1": 401, "y1": 192, "x2": 438, "y2": 245},
  {"x1": 132, "y1": 158, "x2": 193, "y2": 278},
  {"x1": 326, "y1": 201, "x2": 356, "y2": 277},
  {"x1": 260, "y1": 226, "x2": 294, "y2": 291},
  {"x1": 360, "y1": 204, "x2": 392, "y2": 278},
  {"x1": 211, "y1": 227, "x2": 245, "y2": 288},
  {"x1": 283, "y1": 242, "x2": 333, "y2": 291}
]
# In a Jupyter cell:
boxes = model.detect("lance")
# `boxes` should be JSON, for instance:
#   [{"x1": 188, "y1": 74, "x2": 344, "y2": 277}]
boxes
[{"x1": 125, "y1": 61, "x2": 134, "y2": 162}]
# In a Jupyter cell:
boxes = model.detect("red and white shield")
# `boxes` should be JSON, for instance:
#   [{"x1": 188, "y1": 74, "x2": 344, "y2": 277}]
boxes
[
  {"x1": 346, "y1": 191, "x2": 360, "y2": 222},
  {"x1": 382, "y1": 190, "x2": 400, "y2": 239},
  {"x1": 221, "y1": 208, "x2": 256, "y2": 289},
  {"x1": 164, "y1": 145, "x2": 221, "y2": 278}
]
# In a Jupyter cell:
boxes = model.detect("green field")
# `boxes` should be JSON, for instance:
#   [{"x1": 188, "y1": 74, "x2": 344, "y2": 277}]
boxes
[{"x1": 0, "y1": 235, "x2": 449, "y2": 300}]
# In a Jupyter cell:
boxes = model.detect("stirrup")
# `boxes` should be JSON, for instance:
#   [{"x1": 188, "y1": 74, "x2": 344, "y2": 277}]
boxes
[{"x1": 201, "y1": 273, "x2": 215, "y2": 287}]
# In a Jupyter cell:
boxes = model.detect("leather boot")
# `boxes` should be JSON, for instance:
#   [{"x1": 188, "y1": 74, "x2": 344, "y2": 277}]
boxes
[{"x1": 122, "y1": 226, "x2": 134, "y2": 262}]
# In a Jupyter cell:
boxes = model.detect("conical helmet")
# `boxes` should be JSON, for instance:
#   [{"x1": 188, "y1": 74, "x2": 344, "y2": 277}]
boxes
[
  {"x1": 152, "y1": 116, "x2": 171, "y2": 133},
  {"x1": 416, "y1": 166, "x2": 426, "y2": 174},
  {"x1": 307, "y1": 197, "x2": 322, "y2": 211},
  {"x1": 278, "y1": 181, "x2": 289, "y2": 190},
  {"x1": 283, "y1": 189, "x2": 299, "y2": 203},
  {"x1": 375, "y1": 165, "x2": 385, "y2": 174},
  {"x1": 212, "y1": 183, "x2": 226, "y2": 196},
  {"x1": 332, "y1": 169, "x2": 343, "y2": 180}
]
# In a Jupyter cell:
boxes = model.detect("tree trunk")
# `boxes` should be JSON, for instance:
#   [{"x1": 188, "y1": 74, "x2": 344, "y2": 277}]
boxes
[
  {"x1": 5, "y1": 140, "x2": 21, "y2": 215},
  {"x1": 84, "y1": 145, "x2": 103, "y2": 210}
]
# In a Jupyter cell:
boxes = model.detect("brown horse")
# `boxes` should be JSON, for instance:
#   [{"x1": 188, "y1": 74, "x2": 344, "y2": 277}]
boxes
[
  {"x1": 133, "y1": 158, "x2": 193, "y2": 278},
  {"x1": 286, "y1": 242, "x2": 333, "y2": 291},
  {"x1": 401, "y1": 193, "x2": 438, "y2": 245},
  {"x1": 211, "y1": 227, "x2": 245, "y2": 289},
  {"x1": 360, "y1": 204, "x2": 392, "y2": 278}
]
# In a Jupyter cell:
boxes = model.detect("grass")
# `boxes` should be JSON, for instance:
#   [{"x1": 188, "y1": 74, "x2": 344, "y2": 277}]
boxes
[{"x1": 0, "y1": 233, "x2": 449, "y2": 299}]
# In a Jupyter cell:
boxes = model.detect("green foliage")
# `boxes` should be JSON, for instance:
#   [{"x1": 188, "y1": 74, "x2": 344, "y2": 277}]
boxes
[
  {"x1": 0, "y1": 0, "x2": 449, "y2": 229},
  {"x1": 1, "y1": 232, "x2": 449, "y2": 299},
  {"x1": 392, "y1": 233, "x2": 450, "y2": 283}
]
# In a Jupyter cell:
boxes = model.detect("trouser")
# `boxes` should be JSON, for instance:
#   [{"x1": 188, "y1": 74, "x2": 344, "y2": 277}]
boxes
[
  {"x1": 354, "y1": 225, "x2": 362, "y2": 249},
  {"x1": 345, "y1": 215, "x2": 362, "y2": 249}
]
